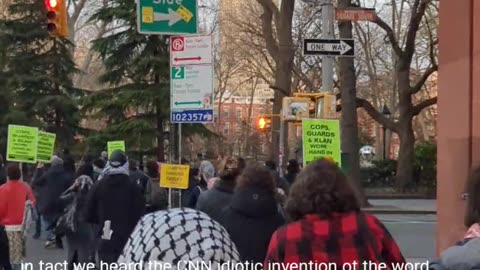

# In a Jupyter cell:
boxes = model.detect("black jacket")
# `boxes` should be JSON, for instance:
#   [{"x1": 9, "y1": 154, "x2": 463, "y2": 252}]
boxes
[
  {"x1": 85, "y1": 173, "x2": 145, "y2": 259},
  {"x1": 219, "y1": 187, "x2": 285, "y2": 263},
  {"x1": 196, "y1": 179, "x2": 235, "y2": 223},
  {"x1": 0, "y1": 225, "x2": 11, "y2": 270},
  {"x1": 0, "y1": 165, "x2": 6, "y2": 187},
  {"x1": 32, "y1": 165, "x2": 74, "y2": 217}
]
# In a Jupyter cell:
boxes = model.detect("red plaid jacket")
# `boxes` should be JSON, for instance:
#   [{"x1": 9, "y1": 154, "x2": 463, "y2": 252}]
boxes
[{"x1": 264, "y1": 212, "x2": 405, "y2": 269}]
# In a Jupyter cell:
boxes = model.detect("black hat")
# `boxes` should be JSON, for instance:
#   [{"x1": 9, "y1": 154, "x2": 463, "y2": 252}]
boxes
[{"x1": 109, "y1": 150, "x2": 127, "y2": 168}]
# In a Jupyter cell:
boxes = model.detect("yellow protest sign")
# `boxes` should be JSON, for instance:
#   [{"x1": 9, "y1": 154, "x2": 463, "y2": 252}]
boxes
[
  {"x1": 37, "y1": 131, "x2": 56, "y2": 163},
  {"x1": 160, "y1": 164, "x2": 190, "y2": 189},
  {"x1": 302, "y1": 119, "x2": 341, "y2": 167},
  {"x1": 6, "y1": 125, "x2": 39, "y2": 163},
  {"x1": 107, "y1": 141, "x2": 126, "y2": 159}
]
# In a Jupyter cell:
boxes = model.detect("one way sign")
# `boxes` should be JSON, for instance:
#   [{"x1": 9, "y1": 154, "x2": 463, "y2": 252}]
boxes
[{"x1": 303, "y1": 39, "x2": 355, "y2": 57}]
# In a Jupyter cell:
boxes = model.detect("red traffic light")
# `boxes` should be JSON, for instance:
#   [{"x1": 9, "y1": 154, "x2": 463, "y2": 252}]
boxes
[{"x1": 46, "y1": 0, "x2": 58, "y2": 9}]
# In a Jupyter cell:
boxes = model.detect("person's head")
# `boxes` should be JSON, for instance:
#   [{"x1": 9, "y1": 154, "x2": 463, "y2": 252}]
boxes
[
  {"x1": 129, "y1": 160, "x2": 138, "y2": 171},
  {"x1": 76, "y1": 164, "x2": 94, "y2": 179},
  {"x1": 287, "y1": 159, "x2": 300, "y2": 174},
  {"x1": 218, "y1": 156, "x2": 241, "y2": 181},
  {"x1": 63, "y1": 148, "x2": 70, "y2": 155},
  {"x1": 146, "y1": 160, "x2": 159, "y2": 178},
  {"x1": 101, "y1": 151, "x2": 108, "y2": 159},
  {"x1": 265, "y1": 160, "x2": 276, "y2": 171},
  {"x1": 7, "y1": 163, "x2": 21, "y2": 181},
  {"x1": 286, "y1": 159, "x2": 360, "y2": 221},
  {"x1": 464, "y1": 167, "x2": 480, "y2": 227},
  {"x1": 236, "y1": 164, "x2": 275, "y2": 194},
  {"x1": 51, "y1": 155, "x2": 64, "y2": 167},
  {"x1": 93, "y1": 158, "x2": 106, "y2": 170},
  {"x1": 199, "y1": 160, "x2": 215, "y2": 182},
  {"x1": 109, "y1": 150, "x2": 127, "y2": 168}
]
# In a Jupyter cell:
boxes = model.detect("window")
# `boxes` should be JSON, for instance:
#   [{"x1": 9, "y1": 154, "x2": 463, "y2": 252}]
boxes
[
  {"x1": 236, "y1": 108, "x2": 243, "y2": 119},
  {"x1": 223, "y1": 123, "x2": 230, "y2": 136},
  {"x1": 223, "y1": 107, "x2": 230, "y2": 118},
  {"x1": 214, "y1": 108, "x2": 219, "y2": 118}
]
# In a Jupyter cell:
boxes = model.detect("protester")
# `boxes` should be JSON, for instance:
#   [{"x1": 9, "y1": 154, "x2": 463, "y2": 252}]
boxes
[
  {"x1": 31, "y1": 155, "x2": 72, "y2": 249},
  {"x1": 92, "y1": 158, "x2": 105, "y2": 182},
  {"x1": 429, "y1": 166, "x2": 480, "y2": 270},
  {"x1": 0, "y1": 155, "x2": 6, "y2": 186},
  {"x1": 58, "y1": 164, "x2": 95, "y2": 270},
  {"x1": 0, "y1": 164, "x2": 36, "y2": 270},
  {"x1": 0, "y1": 224, "x2": 11, "y2": 270},
  {"x1": 180, "y1": 168, "x2": 202, "y2": 208},
  {"x1": 117, "y1": 208, "x2": 240, "y2": 266},
  {"x1": 219, "y1": 165, "x2": 285, "y2": 263},
  {"x1": 100, "y1": 151, "x2": 108, "y2": 163},
  {"x1": 196, "y1": 156, "x2": 241, "y2": 222},
  {"x1": 144, "y1": 160, "x2": 168, "y2": 212},
  {"x1": 198, "y1": 160, "x2": 215, "y2": 190},
  {"x1": 31, "y1": 162, "x2": 48, "y2": 239},
  {"x1": 264, "y1": 159, "x2": 405, "y2": 268},
  {"x1": 128, "y1": 160, "x2": 149, "y2": 195},
  {"x1": 62, "y1": 149, "x2": 76, "y2": 174},
  {"x1": 284, "y1": 159, "x2": 300, "y2": 185},
  {"x1": 85, "y1": 150, "x2": 145, "y2": 264},
  {"x1": 265, "y1": 160, "x2": 290, "y2": 195}
]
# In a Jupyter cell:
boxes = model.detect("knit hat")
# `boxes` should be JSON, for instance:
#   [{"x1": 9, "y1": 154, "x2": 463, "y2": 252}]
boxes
[
  {"x1": 51, "y1": 155, "x2": 63, "y2": 167},
  {"x1": 118, "y1": 208, "x2": 240, "y2": 268}
]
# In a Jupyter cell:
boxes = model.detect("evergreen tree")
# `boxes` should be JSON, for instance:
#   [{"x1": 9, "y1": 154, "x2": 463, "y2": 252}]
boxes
[
  {"x1": 84, "y1": 0, "x2": 211, "y2": 161},
  {"x1": 0, "y1": 0, "x2": 81, "y2": 150}
]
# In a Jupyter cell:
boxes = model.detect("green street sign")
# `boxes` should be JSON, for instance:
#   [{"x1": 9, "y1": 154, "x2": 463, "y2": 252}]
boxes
[{"x1": 137, "y1": 0, "x2": 198, "y2": 35}]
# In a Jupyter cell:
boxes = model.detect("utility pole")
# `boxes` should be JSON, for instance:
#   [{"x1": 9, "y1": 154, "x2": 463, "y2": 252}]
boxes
[{"x1": 321, "y1": 0, "x2": 335, "y2": 92}]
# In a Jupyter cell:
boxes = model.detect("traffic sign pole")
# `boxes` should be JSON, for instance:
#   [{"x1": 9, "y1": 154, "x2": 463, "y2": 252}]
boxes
[{"x1": 322, "y1": 0, "x2": 334, "y2": 92}]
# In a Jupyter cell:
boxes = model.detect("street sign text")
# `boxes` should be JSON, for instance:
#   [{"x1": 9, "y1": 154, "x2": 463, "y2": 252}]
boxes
[{"x1": 336, "y1": 8, "x2": 377, "y2": 22}]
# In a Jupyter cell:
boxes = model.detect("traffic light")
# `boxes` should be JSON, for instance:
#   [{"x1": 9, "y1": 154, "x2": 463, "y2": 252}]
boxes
[
  {"x1": 257, "y1": 116, "x2": 272, "y2": 132},
  {"x1": 45, "y1": 0, "x2": 69, "y2": 38}
]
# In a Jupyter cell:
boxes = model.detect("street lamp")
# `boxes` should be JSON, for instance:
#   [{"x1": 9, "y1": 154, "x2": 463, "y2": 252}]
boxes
[{"x1": 382, "y1": 105, "x2": 392, "y2": 160}]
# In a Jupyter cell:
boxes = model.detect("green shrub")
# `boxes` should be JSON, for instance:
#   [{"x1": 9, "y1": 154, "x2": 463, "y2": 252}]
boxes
[{"x1": 414, "y1": 141, "x2": 437, "y2": 191}]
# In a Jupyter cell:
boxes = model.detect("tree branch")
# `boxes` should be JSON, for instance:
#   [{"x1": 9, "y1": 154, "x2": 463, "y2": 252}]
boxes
[
  {"x1": 404, "y1": 0, "x2": 432, "y2": 59},
  {"x1": 373, "y1": 16, "x2": 403, "y2": 58},
  {"x1": 357, "y1": 98, "x2": 398, "y2": 132},
  {"x1": 411, "y1": 64, "x2": 438, "y2": 94},
  {"x1": 256, "y1": 0, "x2": 280, "y2": 61},
  {"x1": 413, "y1": 96, "x2": 437, "y2": 116}
]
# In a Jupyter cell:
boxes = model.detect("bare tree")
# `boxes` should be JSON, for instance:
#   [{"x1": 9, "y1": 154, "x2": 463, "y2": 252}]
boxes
[{"x1": 356, "y1": 0, "x2": 438, "y2": 191}]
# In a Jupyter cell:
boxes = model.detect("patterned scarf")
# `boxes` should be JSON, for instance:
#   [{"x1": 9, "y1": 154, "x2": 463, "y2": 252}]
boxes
[
  {"x1": 465, "y1": 223, "x2": 480, "y2": 239},
  {"x1": 98, "y1": 161, "x2": 129, "y2": 180},
  {"x1": 118, "y1": 208, "x2": 240, "y2": 267}
]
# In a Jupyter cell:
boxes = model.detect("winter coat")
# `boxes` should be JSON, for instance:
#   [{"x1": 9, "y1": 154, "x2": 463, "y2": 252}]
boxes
[
  {"x1": 58, "y1": 175, "x2": 95, "y2": 265},
  {"x1": 429, "y1": 238, "x2": 480, "y2": 270},
  {"x1": 145, "y1": 176, "x2": 168, "y2": 212},
  {"x1": 284, "y1": 172, "x2": 298, "y2": 185},
  {"x1": 31, "y1": 165, "x2": 73, "y2": 218},
  {"x1": 129, "y1": 170, "x2": 149, "y2": 195},
  {"x1": 0, "y1": 225, "x2": 11, "y2": 270},
  {"x1": 219, "y1": 187, "x2": 285, "y2": 263},
  {"x1": 85, "y1": 173, "x2": 145, "y2": 261},
  {"x1": 196, "y1": 179, "x2": 235, "y2": 223}
]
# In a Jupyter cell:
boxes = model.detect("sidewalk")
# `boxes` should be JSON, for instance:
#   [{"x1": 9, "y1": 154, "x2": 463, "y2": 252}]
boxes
[{"x1": 363, "y1": 199, "x2": 436, "y2": 214}]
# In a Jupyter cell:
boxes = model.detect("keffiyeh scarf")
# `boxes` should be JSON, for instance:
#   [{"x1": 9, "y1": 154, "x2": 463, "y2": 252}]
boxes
[
  {"x1": 98, "y1": 161, "x2": 129, "y2": 180},
  {"x1": 118, "y1": 208, "x2": 240, "y2": 268},
  {"x1": 465, "y1": 223, "x2": 480, "y2": 239}
]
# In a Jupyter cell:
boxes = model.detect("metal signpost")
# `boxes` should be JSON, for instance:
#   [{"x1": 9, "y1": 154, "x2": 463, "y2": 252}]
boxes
[{"x1": 137, "y1": 0, "x2": 198, "y2": 35}]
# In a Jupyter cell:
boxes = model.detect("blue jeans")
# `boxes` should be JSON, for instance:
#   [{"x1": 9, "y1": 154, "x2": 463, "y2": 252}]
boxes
[
  {"x1": 11, "y1": 264, "x2": 20, "y2": 270},
  {"x1": 42, "y1": 216, "x2": 55, "y2": 241}
]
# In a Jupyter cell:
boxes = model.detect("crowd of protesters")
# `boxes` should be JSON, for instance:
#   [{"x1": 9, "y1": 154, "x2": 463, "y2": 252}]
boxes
[{"x1": 1, "y1": 149, "x2": 480, "y2": 270}]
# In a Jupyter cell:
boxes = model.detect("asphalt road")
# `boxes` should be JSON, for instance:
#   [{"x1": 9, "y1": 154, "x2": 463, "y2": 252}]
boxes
[{"x1": 23, "y1": 214, "x2": 437, "y2": 269}]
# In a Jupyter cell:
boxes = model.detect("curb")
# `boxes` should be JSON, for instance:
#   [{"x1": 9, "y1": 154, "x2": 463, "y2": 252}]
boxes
[{"x1": 362, "y1": 208, "x2": 437, "y2": 215}]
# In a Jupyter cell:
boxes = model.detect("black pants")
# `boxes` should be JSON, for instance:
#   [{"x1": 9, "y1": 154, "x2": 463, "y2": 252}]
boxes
[{"x1": 0, "y1": 226, "x2": 11, "y2": 270}]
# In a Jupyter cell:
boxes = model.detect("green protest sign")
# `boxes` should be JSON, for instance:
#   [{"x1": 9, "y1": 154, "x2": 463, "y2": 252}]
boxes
[
  {"x1": 107, "y1": 141, "x2": 126, "y2": 158},
  {"x1": 6, "y1": 125, "x2": 39, "y2": 163},
  {"x1": 37, "y1": 131, "x2": 56, "y2": 163},
  {"x1": 302, "y1": 119, "x2": 341, "y2": 167}
]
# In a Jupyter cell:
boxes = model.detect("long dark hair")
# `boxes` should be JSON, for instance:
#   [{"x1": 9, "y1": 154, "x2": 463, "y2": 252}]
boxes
[{"x1": 465, "y1": 167, "x2": 480, "y2": 227}]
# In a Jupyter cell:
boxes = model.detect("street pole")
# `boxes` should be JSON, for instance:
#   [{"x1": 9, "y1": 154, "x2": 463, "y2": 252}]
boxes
[
  {"x1": 321, "y1": 0, "x2": 335, "y2": 92},
  {"x1": 279, "y1": 111, "x2": 285, "y2": 177},
  {"x1": 383, "y1": 125, "x2": 387, "y2": 160},
  {"x1": 178, "y1": 123, "x2": 182, "y2": 164}
]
